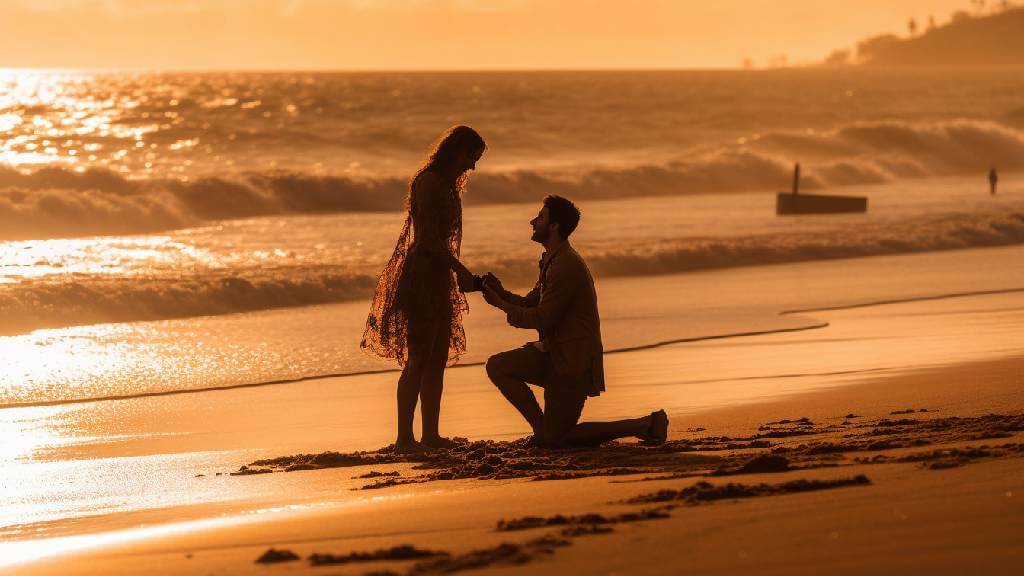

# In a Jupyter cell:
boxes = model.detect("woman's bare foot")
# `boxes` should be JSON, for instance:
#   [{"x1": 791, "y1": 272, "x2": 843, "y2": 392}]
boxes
[
  {"x1": 391, "y1": 438, "x2": 426, "y2": 453},
  {"x1": 639, "y1": 410, "x2": 669, "y2": 445},
  {"x1": 420, "y1": 435, "x2": 460, "y2": 449},
  {"x1": 521, "y1": 434, "x2": 545, "y2": 449}
]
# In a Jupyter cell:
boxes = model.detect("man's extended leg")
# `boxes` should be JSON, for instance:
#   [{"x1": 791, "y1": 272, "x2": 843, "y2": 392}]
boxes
[
  {"x1": 485, "y1": 346, "x2": 546, "y2": 438},
  {"x1": 541, "y1": 371, "x2": 670, "y2": 448},
  {"x1": 560, "y1": 410, "x2": 670, "y2": 448}
]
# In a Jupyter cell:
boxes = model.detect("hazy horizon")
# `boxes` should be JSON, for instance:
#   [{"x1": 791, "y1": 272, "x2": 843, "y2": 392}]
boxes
[{"x1": 0, "y1": 0, "x2": 973, "y2": 71}]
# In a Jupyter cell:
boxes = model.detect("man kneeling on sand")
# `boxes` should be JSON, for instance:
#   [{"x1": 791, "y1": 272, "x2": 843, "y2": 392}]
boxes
[{"x1": 482, "y1": 195, "x2": 669, "y2": 448}]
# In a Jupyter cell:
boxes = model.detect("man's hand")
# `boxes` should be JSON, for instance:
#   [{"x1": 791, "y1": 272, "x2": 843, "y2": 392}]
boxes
[
  {"x1": 483, "y1": 272, "x2": 505, "y2": 295},
  {"x1": 482, "y1": 283, "x2": 507, "y2": 309}
]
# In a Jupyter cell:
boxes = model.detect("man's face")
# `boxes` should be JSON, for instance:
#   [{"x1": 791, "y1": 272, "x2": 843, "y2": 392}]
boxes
[{"x1": 530, "y1": 206, "x2": 556, "y2": 244}]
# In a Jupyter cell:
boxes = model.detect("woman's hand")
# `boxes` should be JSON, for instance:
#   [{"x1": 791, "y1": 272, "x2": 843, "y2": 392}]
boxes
[{"x1": 456, "y1": 267, "x2": 476, "y2": 293}]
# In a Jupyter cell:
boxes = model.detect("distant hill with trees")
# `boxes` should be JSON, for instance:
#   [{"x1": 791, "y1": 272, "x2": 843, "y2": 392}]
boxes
[{"x1": 824, "y1": 5, "x2": 1024, "y2": 67}]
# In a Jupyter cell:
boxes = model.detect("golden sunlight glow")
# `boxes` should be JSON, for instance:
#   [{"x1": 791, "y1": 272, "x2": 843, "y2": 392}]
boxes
[
  {"x1": 0, "y1": 237, "x2": 215, "y2": 280},
  {"x1": 0, "y1": 0, "x2": 972, "y2": 70},
  {"x1": 0, "y1": 72, "x2": 191, "y2": 177},
  {"x1": 0, "y1": 328, "x2": 139, "y2": 401},
  {"x1": 0, "y1": 407, "x2": 60, "y2": 462},
  {"x1": 0, "y1": 514, "x2": 254, "y2": 568}
]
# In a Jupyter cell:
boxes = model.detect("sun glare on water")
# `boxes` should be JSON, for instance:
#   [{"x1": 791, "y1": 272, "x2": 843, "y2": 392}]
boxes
[
  {"x1": 0, "y1": 69, "x2": 177, "y2": 177},
  {"x1": 0, "y1": 236, "x2": 215, "y2": 280}
]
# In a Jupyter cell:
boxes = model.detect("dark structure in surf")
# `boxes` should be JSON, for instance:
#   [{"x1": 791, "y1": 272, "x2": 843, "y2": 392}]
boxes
[{"x1": 776, "y1": 164, "x2": 868, "y2": 215}]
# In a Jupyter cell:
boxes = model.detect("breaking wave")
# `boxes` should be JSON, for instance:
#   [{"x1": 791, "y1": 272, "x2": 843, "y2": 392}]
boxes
[
  {"x1": 1, "y1": 119, "x2": 1023, "y2": 240},
  {"x1": 586, "y1": 211, "x2": 1024, "y2": 276},
  {"x1": 0, "y1": 268, "x2": 377, "y2": 336},
  {"x1": 3, "y1": 209, "x2": 1022, "y2": 335}
]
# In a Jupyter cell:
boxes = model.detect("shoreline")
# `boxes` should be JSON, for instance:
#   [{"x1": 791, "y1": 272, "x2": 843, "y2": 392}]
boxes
[
  {"x1": 4, "y1": 282, "x2": 1023, "y2": 533},
  {"x1": 4, "y1": 245, "x2": 1024, "y2": 574},
  {"x1": 6, "y1": 243, "x2": 1024, "y2": 410},
  {"x1": 0, "y1": 316, "x2": 832, "y2": 411}
]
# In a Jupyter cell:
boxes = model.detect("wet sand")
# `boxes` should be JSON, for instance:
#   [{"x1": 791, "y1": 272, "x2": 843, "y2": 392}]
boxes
[{"x1": 4, "y1": 245, "x2": 1024, "y2": 574}]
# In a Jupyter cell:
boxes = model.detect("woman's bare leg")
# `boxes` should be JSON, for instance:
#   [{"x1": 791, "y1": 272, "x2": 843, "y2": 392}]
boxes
[
  {"x1": 419, "y1": 359, "x2": 450, "y2": 446},
  {"x1": 396, "y1": 351, "x2": 427, "y2": 451},
  {"x1": 420, "y1": 330, "x2": 454, "y2": 447}
]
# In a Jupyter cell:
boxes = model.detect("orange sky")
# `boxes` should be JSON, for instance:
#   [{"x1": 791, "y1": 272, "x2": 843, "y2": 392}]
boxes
[{"x1": 0, "y1": 0, "x2": 975, "y2": 70}]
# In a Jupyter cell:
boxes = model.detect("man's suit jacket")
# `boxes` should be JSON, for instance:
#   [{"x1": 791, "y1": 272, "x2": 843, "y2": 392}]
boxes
[{"x1": 501, "y1": 241, "x2": 605, "y2": 397}]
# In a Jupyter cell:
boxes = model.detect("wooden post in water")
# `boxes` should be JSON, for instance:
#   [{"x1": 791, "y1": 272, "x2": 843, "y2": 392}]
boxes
[{"x1": 776, "y1": 161, "x2": 867, "y2": 215}]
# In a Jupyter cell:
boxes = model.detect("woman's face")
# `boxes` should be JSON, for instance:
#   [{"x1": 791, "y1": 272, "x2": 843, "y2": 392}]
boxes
[{"x1": 458, "y1": 147, "x2": 485, "y2": 173}]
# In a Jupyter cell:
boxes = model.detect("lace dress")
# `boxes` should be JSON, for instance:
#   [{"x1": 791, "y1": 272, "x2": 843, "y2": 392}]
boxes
[{"x1": 360, "y1": 171, "x2": 468, "y2": 366}]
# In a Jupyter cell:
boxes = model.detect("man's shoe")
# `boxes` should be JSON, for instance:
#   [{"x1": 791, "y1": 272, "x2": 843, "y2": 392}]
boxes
[{"x1": 639, "y1": 410, "x2": 669, "y2": 446}]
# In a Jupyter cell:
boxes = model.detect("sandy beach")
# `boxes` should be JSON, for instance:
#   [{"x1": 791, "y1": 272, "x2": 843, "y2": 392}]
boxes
[
  {"x1": 4, "y1": 244, "x2": 1023, "y2": 575},
  {"x1": 4, "y1": 7, "x2": 1024, "y2": 575},
  {"x1": 8, "y1": 356, "x2": 1022, "y2": 575}
]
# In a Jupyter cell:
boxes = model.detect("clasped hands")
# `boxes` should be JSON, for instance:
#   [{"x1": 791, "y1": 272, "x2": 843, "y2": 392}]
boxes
[{"x1": 457, "y1": 269, "x2": 508, "y2": 310}]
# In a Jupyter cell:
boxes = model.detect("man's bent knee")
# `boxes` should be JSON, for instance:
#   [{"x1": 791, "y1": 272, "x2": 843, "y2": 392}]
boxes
[
  {"x1": 486, "y1": 347, "x2": 542, "y2": 390},
  {"x1": 484, "y1": 354, "x2": 505, "y2": 384}
]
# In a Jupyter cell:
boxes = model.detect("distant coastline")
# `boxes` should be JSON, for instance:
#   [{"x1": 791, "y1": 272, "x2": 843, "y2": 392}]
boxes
[{"x1": 823, "y1": 6, "x2": 1024, "y2": 68}]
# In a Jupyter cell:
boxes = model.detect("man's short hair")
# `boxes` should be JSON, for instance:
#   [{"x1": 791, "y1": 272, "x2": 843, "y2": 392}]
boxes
[{"x1": 543, "y1": 195, "x2": 580, "y2": 239}]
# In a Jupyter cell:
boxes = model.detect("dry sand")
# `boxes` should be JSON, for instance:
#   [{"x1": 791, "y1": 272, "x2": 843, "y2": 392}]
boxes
[{"x1": 11, "y1": 351, "x2": 1023, "y2": 576}]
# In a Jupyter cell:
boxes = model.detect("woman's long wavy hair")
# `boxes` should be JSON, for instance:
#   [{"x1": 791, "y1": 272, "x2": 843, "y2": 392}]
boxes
[{"x1": 409, "y1": 125, "x2": 486, "y2": 202}]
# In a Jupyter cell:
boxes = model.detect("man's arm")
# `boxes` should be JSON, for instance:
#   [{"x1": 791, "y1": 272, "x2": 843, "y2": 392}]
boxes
[
  {"x1": 502, "y1": 283, "x2": 540, "y2": 307},
  {"x1": 484, "y1": 273, "x2": 539, "y2": 307},
  {"x1": 497, "y1": 258, "x2": 579, "y2": 332}
]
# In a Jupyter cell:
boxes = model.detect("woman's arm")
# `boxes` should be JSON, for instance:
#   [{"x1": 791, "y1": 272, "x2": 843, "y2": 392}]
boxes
[
  {"x1": 412, "y1": 171, "x2": 449, "y2": 255},
  {"x1": 413, "y1": 172, "x2": 475, "y2": 289}
]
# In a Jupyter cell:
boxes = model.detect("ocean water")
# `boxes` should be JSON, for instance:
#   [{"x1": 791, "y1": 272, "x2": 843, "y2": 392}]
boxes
[{"x1": 2, "y1": 69, "x2": 1024, "y2": 405}]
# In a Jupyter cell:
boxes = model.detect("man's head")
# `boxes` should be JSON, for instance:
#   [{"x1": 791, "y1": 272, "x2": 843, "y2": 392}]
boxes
[{"x1": 530, "y1": 195, "x2": 580, "y2": 244}]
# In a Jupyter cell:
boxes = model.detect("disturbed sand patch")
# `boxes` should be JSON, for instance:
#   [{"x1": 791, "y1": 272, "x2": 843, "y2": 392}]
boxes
[
  {"x1": 254, "y1": 475, "x2": 868, "y2": 574},
  {"x1": 624, "y1": 475, "x2": 871, "y2": 505},
  {"x1": 237, "y1": 413, "x2": 1023, "y2": 574},
  {"x1": 237, "y1": 438, "x2": 723, "y2": 487},
  {"x1": 308, "y1": 545, "x2": 446, "y2": 567},
  {"x1": 226, "y1": 413, "x2": 1024, "y2": 488}
]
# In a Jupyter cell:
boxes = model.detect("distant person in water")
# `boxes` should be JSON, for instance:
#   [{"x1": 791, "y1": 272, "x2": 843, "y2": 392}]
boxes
[
  {"x1": 481, "y1": 195, "x2": 669, "y2": 448},
  {"x1": 990, "y1": 168, "x2": 998, "y2": 196},
  {"x1": 362, "y1": 126, "x2": 486, "y2": 452}
]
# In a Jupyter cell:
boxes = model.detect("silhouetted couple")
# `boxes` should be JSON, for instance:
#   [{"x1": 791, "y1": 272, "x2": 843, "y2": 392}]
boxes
[{"x1": 362, "y1": 126, "x2": 668, "y2": 452}]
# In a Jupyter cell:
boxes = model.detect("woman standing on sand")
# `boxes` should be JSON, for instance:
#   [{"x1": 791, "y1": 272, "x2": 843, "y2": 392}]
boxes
[{"x1": 361, "y1": 126, "x2": 486, "y2": 452}]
